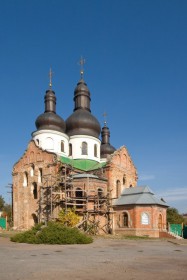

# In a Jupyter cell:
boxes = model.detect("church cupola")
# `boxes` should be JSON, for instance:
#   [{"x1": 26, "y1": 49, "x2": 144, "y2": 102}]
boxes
[
  {"x1": 65, "y1": 58, "x2": 101, "y2": 162},
  {"x1": 32, "y1": 69, "x2": 69, "y2": 156},
  {"x1": 35, "y1": 88, "x2": 66, "y2": 133},
  {"x1": 66, "y1": 58, "x2": 101, "y2": 139},
  {"x1": 100, "y1": 118, "x2": 116, "y2": 159},
  {"x1": 35, "y1": 69, "x2": 66, "y2": 133}
]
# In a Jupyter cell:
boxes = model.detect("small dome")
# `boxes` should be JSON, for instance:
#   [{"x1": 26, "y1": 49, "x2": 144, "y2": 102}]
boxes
[
  {"x1": 66, "y1": 109, "x2": 101, "y2": 138},
  {"x1": 100, "y1": 124, "x2": 116, "y2": 158},
  {"x1": 35, "y1": 112, "x2": 66, "y2": 133},
  {"x1": 35, "y1": 89, "x2": 66, "y2": 133},
  {"x1": 100, "y1": 143, "x2": 116, "y2": 158}
]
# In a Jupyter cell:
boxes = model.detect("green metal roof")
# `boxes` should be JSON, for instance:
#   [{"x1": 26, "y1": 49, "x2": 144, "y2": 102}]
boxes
[{"x1": 60, "y1": 156, "x2": 106, "y2": 171}]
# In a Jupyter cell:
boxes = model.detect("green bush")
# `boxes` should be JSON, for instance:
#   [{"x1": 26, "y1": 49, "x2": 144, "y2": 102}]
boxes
[{"x1": 10, "y1": 222, "x2": 93, "y2": 244}]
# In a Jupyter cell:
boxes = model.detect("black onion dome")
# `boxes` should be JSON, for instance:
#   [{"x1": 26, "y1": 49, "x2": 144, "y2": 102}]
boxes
[
  {"x1": 35, "y1": 112, "x2": 66, "y2": 133},
  {"x1": 35, "y1": 89, "x2": 66, "y2": 133},
  {"x1": 66, "y1": 109, "x2": 101, "y2": 138},
  {"x1": 66, "y1": 78, "x2": 101, "y2": 138},
  {"x1": 100, "y1": 125, "x2": 116, "y2": 158},
  {"x1": 100, "y1": 143, "x2": 116, "y2": 158}
]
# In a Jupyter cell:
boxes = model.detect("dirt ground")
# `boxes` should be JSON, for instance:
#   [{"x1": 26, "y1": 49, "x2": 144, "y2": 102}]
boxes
[{"x1": 0, "y1": 235, "x2": 187, "y2": 280}]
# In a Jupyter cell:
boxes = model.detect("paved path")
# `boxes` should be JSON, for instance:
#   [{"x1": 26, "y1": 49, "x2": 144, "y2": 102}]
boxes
[{"x1": 0, "y1": 236, "x2": 187, "y2": 280}]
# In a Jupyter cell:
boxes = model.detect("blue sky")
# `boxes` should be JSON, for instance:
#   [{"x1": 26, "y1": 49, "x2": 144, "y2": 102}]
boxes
[{"x1": 0, "y1": 0, "x2": 187, "y2": 213}]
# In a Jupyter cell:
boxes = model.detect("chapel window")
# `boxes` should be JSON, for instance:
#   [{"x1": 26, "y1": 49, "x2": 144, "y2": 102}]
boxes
[
  {"x1": 75, "y1": 188, "x2": 83, "y2": 209},
  {"x1": 38, "y1": 168, "x2": 42, "y2": 184},
  {"x1": 30, "y1": 164, "x2": 34, "y2": 177},
  {"x1": 61, "y1": 141, "x2": 64, "y2": 152},
  {"x1": 81, "y1": 142, "x2": 88, "y2": 155},
  {"x1": 123, "y1": 176, "x2": 126, "y2": 185},
  {"x1": 69, "y1": 143, "x2": 72, "y2": 156},
  {"x1": 141, "y1": 212, "x2": 149, "y2": 225},
  {"x1": 23, "y1": 172, "x2": 28, "y2": 187},
  {"x1": 116, "y1": 180, "x2": 121, "y2": 197},
  {"x1": 94, "y1": 144, "x2": 98, "y2": 157},
  {"x1": 98, "y1": 188, "x2": 103, "y2": 198},
  {"x1": 123, "y1": 212, "x2": 128, "y2": 227},
  {"x1": 32, "y1": 183, "x2": 38, "y2": 199}
]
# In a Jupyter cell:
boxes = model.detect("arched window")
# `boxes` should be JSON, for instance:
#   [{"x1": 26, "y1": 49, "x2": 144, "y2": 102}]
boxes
[
  {"x1": 81, "y1": 142, "x2": 88, "y2": 155},
  {"x1": 30, "y1": 164, "x2": 34, "y2": 177},
  {"x1": 141, "y1": 212, "x2": 149, "y2": 225},
  {"x1": 116, "y1": 180, "x2": 121, "y2": 197},
  {"x1": 23, "y1": 172, "x2": 28, "y2": 187},
  {"x1": 94, "y1": 144, "x2": 98, "y2": 157},
  {"x1": 36, "y1": 139, "x2": 39, "y2": 146},
  {"x1": 38, "y1": 168, "x2": 42, "y2": 183},
  {"x1": 123, "y1": 212, "x2": 128, "y2": 227},
  {"x1": 98, "y1": 188, "x2": 103, "y2": 198},
  {"x1": 75, "y1": 188, "x2": 83, "y2": 208},
  {"x1": 61, "y1": 141, "x2": 64, "y2": 152},
  {"x1": 123, "y1": 176, "x2": 126, "y2": 186},
  {"x1": 32, "y1": 183, "x2": 38, "y2": 199},
  {"x1": 69, "y1": 143, "x2": 72, "y2": 156}
]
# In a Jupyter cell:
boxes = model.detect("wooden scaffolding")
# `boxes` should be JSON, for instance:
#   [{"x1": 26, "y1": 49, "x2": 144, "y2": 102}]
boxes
[{"x1": 38, "y1": 163, "x2": 114, "y2": 234}]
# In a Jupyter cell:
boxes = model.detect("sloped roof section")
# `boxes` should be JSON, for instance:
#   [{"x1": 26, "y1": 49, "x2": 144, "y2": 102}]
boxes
[
  {"x1": 113, "y1": 185, "x2": 168, "y2": 207},
  {"x1": 73, "y1": 173, "x2": 99, "y2": 179},
  {"x1": 60, "y1": 156, "x2": 106, "y2": 171}
]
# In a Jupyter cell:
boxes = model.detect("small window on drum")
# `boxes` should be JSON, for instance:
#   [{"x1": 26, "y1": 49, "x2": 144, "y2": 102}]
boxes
[
  {"x1": 82, "y1": 142, "x2": 88, "y2": 155},
  {"x1": 94, "y1": 144, "x2": 98, "y2": 157},
  {"x1": 69, "y1": 143, "x2": 72, "y2": 156},
  {"x1": 61, "y1": 141, "x2": 64, "y2": 152}
]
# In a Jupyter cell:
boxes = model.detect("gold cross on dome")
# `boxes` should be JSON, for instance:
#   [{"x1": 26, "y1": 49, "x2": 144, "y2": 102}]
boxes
[
  {"x1": 49, "y1": 67, "x2": 53, "y2": 89},
  {"x1": 78, "y1": 56, "x2": 86, "y2": 78}
]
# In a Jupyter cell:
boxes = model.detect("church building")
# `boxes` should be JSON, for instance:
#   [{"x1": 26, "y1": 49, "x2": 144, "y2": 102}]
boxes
[{"x1": 12, "y1": 64, "x2": 168, "y2": 237}]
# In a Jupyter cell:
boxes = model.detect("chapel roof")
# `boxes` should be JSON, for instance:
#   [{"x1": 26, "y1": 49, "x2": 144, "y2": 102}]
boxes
[{"x1": 113, "y1": 185, "x2": 168, "y2": 207}]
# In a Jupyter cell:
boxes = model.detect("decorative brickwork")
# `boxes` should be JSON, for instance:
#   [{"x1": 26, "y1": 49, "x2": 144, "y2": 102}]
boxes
[
  {"x1": 12, "y1": 141, "x2": 58, "y2": 230},
  {"x1": 12, "y1": 141, "x2": 167, "y2": 237}
]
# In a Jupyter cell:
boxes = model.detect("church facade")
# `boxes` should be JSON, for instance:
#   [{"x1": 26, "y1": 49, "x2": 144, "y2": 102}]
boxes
[{"x1": 12, "y1": 69, "x2": 168, "y2": 237}]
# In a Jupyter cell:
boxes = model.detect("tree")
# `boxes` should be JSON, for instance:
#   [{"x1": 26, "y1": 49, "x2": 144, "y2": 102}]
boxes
[
  {"x1": 3, "y1": 204, "x2": 12, "y2": 224},
  {"x1": 167, "y1": 207, "x2": 184, "y2": 224},
  {"x1": 0, "y1": 195, "x2": 5, "y2": 210}
]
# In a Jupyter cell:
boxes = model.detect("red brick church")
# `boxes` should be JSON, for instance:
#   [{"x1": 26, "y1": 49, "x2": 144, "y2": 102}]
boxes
[{"x1": 12, "y1": 66, "x2": 168, "y2": 237}]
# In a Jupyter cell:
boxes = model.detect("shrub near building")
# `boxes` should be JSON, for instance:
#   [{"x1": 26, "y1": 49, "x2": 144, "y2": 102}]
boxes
[{"x1": 11, "y1": 222, "x2": 93, "y2": 244}]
